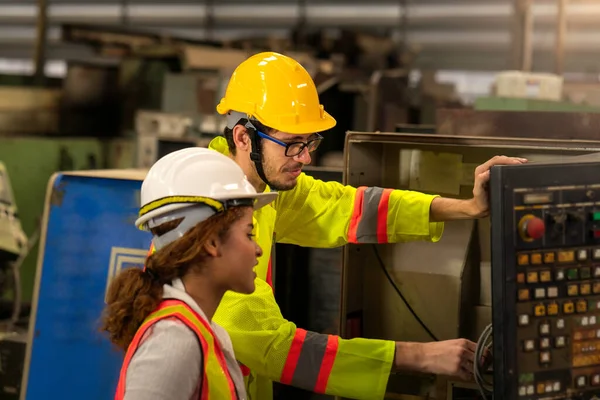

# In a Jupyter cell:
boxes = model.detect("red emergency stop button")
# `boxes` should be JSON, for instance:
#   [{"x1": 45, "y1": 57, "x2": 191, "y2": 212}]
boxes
[{"x1": 519, "y1": 215, "x2": 546, "y2": 241}]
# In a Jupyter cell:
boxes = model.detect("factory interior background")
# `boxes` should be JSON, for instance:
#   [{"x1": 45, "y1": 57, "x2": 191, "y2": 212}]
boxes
[{"x1": 2, "y1": 0, "x2": 600, "y2": 399}]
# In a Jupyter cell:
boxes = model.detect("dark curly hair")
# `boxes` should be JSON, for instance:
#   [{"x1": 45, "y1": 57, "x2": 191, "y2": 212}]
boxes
[{"x1": 101, "y1": 206, "x2": 247, "y2": 351}]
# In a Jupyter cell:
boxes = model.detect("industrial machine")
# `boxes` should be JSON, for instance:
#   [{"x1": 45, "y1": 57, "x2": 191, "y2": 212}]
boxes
[
  {"x1": 490, "y1": 158, "x2": 600, "y2": 400},
  {"x1": 17, "y1": 169, "x2": 151, "y2": 400},
  {"x1": 340, "y1": 132, "x2": 600, "y2": 400}
]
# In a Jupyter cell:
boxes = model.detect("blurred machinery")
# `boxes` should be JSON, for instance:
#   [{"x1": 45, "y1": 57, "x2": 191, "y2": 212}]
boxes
[
  {"x1": 490, "y1": 157, "x2": 600, "y2": 400},
  {"x1": 339, "y1": 132, "x2": 600, "y2": 400}
]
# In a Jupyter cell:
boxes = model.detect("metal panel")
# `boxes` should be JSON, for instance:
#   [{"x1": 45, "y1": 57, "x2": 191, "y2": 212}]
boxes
[{"x1": 21, "y1": 170, "x2": 151, "y2": 400}]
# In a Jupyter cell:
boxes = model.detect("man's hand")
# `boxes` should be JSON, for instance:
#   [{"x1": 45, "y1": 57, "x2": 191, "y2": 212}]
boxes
[
  {"x1": 394, "y1": 339, "x2": 482, "y2": 381},
  {"x1": 469, "y1": 155, "x2": 527, "y2": 218}
]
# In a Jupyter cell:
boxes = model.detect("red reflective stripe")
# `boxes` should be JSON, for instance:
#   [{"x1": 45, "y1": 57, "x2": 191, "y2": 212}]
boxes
[
  {"x1": 348, "y1": 187, "x2": 366, "y2": 243},
  {"x1": 376, "y1": 189, "x2": 392, "y2": 243},
  {"x1": 239, "y1": 363, "x2": 251, "y2": 377},
  {"x1": 266, "y1": 257, "x2": 273, "y2": 289},
  {"x1": 280, "y1": 328, "x2": 307, "y2": 384},
  {"x1": 314, "y1": 335, "x2": 339, "y2": 393}
]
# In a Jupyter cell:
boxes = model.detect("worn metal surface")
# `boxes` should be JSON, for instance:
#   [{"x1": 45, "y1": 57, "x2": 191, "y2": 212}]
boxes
[{"x1": 436, "y1": 108, "x2": 600, "y2": 141}]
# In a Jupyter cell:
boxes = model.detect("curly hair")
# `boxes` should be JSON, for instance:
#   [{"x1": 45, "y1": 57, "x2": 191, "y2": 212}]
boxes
[{"x1": 101, "y1": 206, "x2": 247, "y2": 351}]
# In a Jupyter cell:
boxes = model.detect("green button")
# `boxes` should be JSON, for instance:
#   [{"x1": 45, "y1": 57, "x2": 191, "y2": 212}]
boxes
[
  {"x1": 519, "y1": 373, "x2": 534, "y2": 383},
  {"x1": 567, "y1": 268, "x2": 579, "y2": 280},
  {"x1": 593, "y1": 212, "x2": 600, "y2": 221}
]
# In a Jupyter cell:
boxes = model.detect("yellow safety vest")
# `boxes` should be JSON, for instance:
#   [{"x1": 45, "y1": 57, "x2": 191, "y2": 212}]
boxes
[{"x1": 114, "y1": 299, "x2": 238, "y2": 400}]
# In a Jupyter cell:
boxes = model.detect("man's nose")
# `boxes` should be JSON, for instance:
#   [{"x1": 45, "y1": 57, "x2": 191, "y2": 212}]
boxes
[{"x1": 294, "y1": 146, "x2": 311, "y2": 164}]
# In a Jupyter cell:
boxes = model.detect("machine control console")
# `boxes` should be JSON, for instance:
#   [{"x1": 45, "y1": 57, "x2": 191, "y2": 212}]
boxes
[{"x1": 491, "y1": 161, "x2": 600, "y2": 400}]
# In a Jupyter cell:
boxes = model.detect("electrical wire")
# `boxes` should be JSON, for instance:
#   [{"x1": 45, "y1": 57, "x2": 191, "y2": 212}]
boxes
[
  {"x1": 371, "y1": 244, "x2": 439, "y2": 341},
  {"x1": 474, "y1": 323, "x2": 494, "y2": 400}
]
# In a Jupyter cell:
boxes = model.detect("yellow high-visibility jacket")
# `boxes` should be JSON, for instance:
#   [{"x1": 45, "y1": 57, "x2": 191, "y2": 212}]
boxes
[{"x1": 209, "y1": 136, "x2": 444, "y2": 400}]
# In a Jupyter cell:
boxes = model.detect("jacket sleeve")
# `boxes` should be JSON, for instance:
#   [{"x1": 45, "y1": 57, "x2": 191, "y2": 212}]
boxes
[
  {"x1": 213, "y1": 278, "x2": 395, "y2": 400},
  {"x1": 274, "y1": 173, "x2": 444, "y2": 246}
]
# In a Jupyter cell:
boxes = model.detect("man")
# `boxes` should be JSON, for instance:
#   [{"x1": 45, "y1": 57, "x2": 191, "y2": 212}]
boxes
[{"x1": 203, "y1": 52, "x2": 525, "y2": 400}]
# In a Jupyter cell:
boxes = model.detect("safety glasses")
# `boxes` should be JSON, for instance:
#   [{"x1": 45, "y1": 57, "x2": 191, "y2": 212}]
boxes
[{"x1": 256, "y1": 131, "x2": 323, "y2": 157}]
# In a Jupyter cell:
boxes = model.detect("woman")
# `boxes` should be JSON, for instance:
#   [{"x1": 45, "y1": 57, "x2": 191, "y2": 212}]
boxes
[{"x1": 101, "y1": 147, "x2": 278, "y2": 400}]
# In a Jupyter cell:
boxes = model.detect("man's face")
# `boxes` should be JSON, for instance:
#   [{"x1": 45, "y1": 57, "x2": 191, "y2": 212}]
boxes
[{"x1": 259, "y1": 131, "x2": 320, "y2": 191}]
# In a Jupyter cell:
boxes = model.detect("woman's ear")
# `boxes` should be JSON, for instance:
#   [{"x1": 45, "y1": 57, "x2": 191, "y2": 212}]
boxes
[{"x1": 204, "y1": 235, "x2": 221, "y2": 258}]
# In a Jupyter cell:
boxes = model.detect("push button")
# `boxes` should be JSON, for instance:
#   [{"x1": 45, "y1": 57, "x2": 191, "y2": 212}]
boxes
[
  {"x1": 544, "y1": 252, "x2": 555, "y2": 263},
  {"x1": 535, "y1": 304, "x2": 547, "y2": 317},
  {"x1": 592, "y1": 374, "x2": 600, "y2": 386},
  {"x1": 567, "y1": 268, "x2": 579, "y2": 280},
  {"x1": 553, "y1": 381, "x2": 561, "y2": 392},
  {"x1": 559, "y1": 250, "x2": 575, "y2": 263},
  {"x1": 577, "y1": 300, "x2": 588, "y2": 313},
  {"x1": 564, "y1": 302, "x2": 575, "y2": 314},
  {"x1": 594, "y1": 248, "x2": 600, "y2": 260},
  {"x1": 555, "y1": 336, "x2": 566, "y2": 348},
  {"x1": 540, "y1": 337, "x2": 550, "y2": 349},
  {"x1": 548, "y1": 287, "x2": 558, "y2": 298},
  {"x1": 568, "y1": 284, "x2": 579, "y2": 296},
  {"x1": 540, "y1": 322, "x2": 551, "y2": 335},
  {"x1": 524, "y1": 339, "x2": 535, "y2": 352},
  {"x1": 555, "y1": 269, "x2": 566, "y2": 281},
  {"x1": 576, "y1": 376, "x2": 587, "y2": 388},
  {"x1": 537, "y1": 383, "x2": 545, "y2": 394},
  {"x1": 527, "y1": 272, "x2": 539, "y2": 283},
  {"x1": 519, "y1": 314, "x2": 530, "y2": 326},
  {"x1": 547, "y1": 302, "x2": 559, "y2": 315},
  {"x1": 517, "y1": 273, "x2": 525, "y2": 283},
  {"x1": 581, "y1": 283, "x2": 591, "y2": 295},
  {"x1": 540, "y1": 351, "x2": 551, "y2": 364},
  {"x1": 519, "y1": 386, "x2": 527, "y2": 397},
  {"x1": 578, "y1": 249, "x2": 588, "y2": 261},
  {"x1": 557, "y1": 318, "x2": 565, "y2": 329},
  {"x1": 518, "y1": 254, "x2": 529, "y2": 266},
  {"x1": 540, "y1": 270, "x2": 552, "y2": 282},
  {"x1": 531, "y1": 253, "x2": 542, "y2": 264},
  {"x1": 535, "y1": 288, "x2": 546, "y2": 299},
  {"x1": 595, "y1": 266, "x2": 600, "y2": 277},
  {"x1": 581, "y1": 267, "x2": 591, "y2": 279}
]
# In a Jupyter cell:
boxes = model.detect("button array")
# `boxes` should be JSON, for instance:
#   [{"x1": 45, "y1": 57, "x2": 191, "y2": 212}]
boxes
[{"x1": 519, "y1": 381, "x2": 562, "y2": 397}]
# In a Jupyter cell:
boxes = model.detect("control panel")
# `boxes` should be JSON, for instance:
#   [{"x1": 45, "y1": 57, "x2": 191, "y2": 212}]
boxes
[{"x1": 490, "y1": 160, "x2": 600, "y2": 400}]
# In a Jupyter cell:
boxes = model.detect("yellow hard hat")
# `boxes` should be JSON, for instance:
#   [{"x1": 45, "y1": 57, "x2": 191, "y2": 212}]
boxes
[{"x1": 216, "y1": 52, "x2": 336, "y2": 135}]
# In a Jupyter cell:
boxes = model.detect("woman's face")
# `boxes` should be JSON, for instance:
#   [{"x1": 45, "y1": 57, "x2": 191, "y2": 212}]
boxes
[{"x1": 217, "y1": 207, "x2": 261, "y2": 294}]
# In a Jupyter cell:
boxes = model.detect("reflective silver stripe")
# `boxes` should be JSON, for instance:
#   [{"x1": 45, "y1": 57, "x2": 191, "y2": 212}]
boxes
[
  {"x1": 355, "y1": 187, "x2": 385, "y2": 243},
  {"x1": 290, "y1": 331, "x2": 329, "y2": 390}
]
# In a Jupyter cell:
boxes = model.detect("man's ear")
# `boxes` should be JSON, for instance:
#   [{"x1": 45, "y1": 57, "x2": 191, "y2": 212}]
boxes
[
  {"x1": 204, "y1": 236, "x2": 221, "y2": 258},
  {"x1": 232, "y1": 125, "x2": 251, "y2": 152}
]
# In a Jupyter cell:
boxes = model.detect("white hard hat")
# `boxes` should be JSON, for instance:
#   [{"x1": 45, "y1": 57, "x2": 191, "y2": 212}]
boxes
[{"x1": 135, "y1": 147, "x2": 277, "y2": 248}]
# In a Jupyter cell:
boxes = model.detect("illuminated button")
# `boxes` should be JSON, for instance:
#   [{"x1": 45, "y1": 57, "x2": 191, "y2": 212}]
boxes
[
  {"x1": 553, "y1": 381, "x2": 561, "y2": 392},
  {"x1": 547, "y1": 287, "x2": 558, "y2": 298},
  {"x1": 581, "y1": 267, "x2": 592, "y2": 279},
  {"x1": 545, "y1": 383, "x2": 553, "y2": 393},
  {"x1": 595, "y1": 249, "x2": 600, "y2": 260},
  {"x1": 535, "y1": 304, "x2": 547, "y2": 317},
  {"x1": 555, "y1": 336, "x2": 566, "y2": 348},
  {"x1": 564, "y1": 302, "x2": 575, "y2": 314},
  {"x1": 523, "y1": 385, "x2": 533, "y2": 396},
  {"x1": 519, "y1": 314, "x2": 530, "y2": 326},
  {"x1": 518, "y1": 289, "x2": 530, "y2": 301},
  {"x1": 540, "y1": 337, "x2": 550, "y2": 349},
  {"x1": 568, "y1": 284, "x2": 579, "y2": 296},
  {"x1": 555, "y1": 269, "x2": 566, "y2": 281},
  {"x1": 597, "y1": 329, "x2": 600, "y2": 338},
  {"x1": 595, "y1": 266, "x2": 600, "y2": 277},
  {"x1": 594, "y1": 283, "x2": 600, "y2": 294},
  {"x1": 540, "y1": 322, "x2": 550, "y2": 335},
  {"x1": 547, "y1": 302, "x2": 559, "y2": 315},
  {"x1": 531, "y1": 253, "x2": 542, "y2": 264},
  {"x1": 524, "y1": 339, "x2": 535, "y2": 352},
  {"x1": 540, "y1": 270, "x2": 552, "y2": 282},
  {"x1": 559, "y1": 251, "x2": 575, "y2": 263},
  {"x1": 591, "y1": 316, "x2": 597, "y2": 325},
  {"x1": 567, "y1": 268, "x2": 579, "y2": 280},
  {"x1": 577, "y1": 300, "x2": 588, "y2": 313},
  {"x1": 592, "y1": 374, "x2": 600, "y2": 386},
  {"x1": 581, "y1": 283, "x2": 592, "y2": 295},
  {"x1": 578, "y1": 249, "x2": 589, "y2": 261},
  {"x1": 575, "y1": 331, "x2": 583, "y2": 341},
  {"x1": 544, "y1": 252, "x2": 555, "y2": 263},
  {"x1": 557, "y1": 319, "x2": 565, "y2": 329},
  {"x1": 540, "y1": 351, "x2": 551, "y2": 364},
  {"x1": 537, "y1": 383, "x2": 545, "y2": 394},
  {"x1": 535, "y1": 288, "x2": 546, "y2": 299},
  {"x1": 527, "y1": 272, "x2": 539, "y2": 283},
  {"x1": 518, "y1": 254, "x2": 529, "y2": 266},
  {"x1": 517, "y1": 273, "x2": 525, "y2": 283},
  {"x1": 519, "y1": 386, "x2": 527, "y2": 397},
  {"x1": 593, "y1": 212, "x2": 600, "y2": 221},
  {"x1": 582, "y1": 317, "x2": 590, "y2": 326},
  {"x1": 577, "y1": 376, "x2": 587, "y2": 388}
]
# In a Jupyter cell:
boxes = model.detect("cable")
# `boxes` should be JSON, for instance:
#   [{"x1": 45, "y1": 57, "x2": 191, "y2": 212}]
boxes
[
  {"x1": 370, "y1": 244, "x2": 439, "y2": 341},
  {"x1": 474, "y1": 323, "x2": 494, "y2": 400}
]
